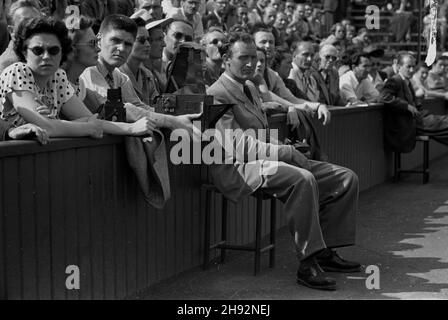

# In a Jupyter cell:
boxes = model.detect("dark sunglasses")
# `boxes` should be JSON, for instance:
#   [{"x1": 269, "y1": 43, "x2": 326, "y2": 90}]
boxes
[
  {"x1": 324, "y1": 55, "x2": 337, "y2": 61},
  {"x1": 28, "y1": 45, "x2": 61, "y2": 56},
  {"x1": 209, "y1": 38, "x2": 223, "y2": 46},
  {"x1": 136, "y1": 36, "x2": 151, "y2": 44},
  {"x1": 172, "y1": 32, "x2": 193, "y2": 42}
]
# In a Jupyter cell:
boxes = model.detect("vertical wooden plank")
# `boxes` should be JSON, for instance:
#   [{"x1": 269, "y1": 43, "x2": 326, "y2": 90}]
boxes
[
  {"x1": 63, "y1": 149, "x2": 79, "y2": 300},
  {"x1": 75, "y1": 148, "x2": 92, "y2": 300},
  {"x1": 165, "y1": 165, "x2": 176, "y2": 278},
  {"x1": 103, "y1": 145, "x2": 117, "y2": 300},
  {"x1": 19, "y1": 155, "x2": 38, "y2": 299},
  {"x1": 0, "y1": 160, "x2": 5, "y2": 299},
  {"x1": 175, "y1": 163, "x2": 184, "y2": 272},
  {"x1": 89, "y1": 146, "x2": 104, "y2": 300},
  {"x1": 49, "y1": 152, "x2": 67, "y2": 300},
  {"x1": 35, "y1": 153, "x2": 52, "y2": 299},
  {"x1": 114, "y1": 147, "x2": 127, "y2": 299},
  {"x1": 125, "y1": 171, "x2": 137, "y2": 297},
  {"x1": 3, "y1": 157, "x2": 22, "y2": 299},
  {"x1": 136, "y1": 193, "x2": 148, "y2": 293}
]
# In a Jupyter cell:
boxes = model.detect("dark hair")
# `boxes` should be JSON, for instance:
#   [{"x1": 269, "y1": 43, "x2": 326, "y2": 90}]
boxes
[
  {"x1": 14, "y1": 16, "x2": 73, "y2": 65},
  {"x1": 228, "y1": 24, "x2": 249, "y2": 33},
  {"x1": 132, "y1": 17, "x2": 147, "y2": 28},
  {"x1": 99, "y1": 14, "x2": 138, "y2": 39},
  {"x1": 6, "y1": 0, "x2": 40, "y2": 26},
  {"x1": 66, "y1": 15, "x2": 94, "y2": 46},
  {"x1": 222, "y1": 32, "x2": 255, "y2": 59},
  {"x1": 271, "y1": 49, "x2": 291, "y2": 71},
  {"x1": 250, "y1": 22, "x2": 272, "y2": 36},
  {"x1": 330, "y1": 23, "x2": 345, "y2": 35},
  {"x1": 351, "y1": 52, "x2": 370, "y2": 68}
]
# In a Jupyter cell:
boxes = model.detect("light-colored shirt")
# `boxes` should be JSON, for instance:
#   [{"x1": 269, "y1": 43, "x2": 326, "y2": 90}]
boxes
[
  {"x1": 339, "y1": 70, "x2": 380, "y2": 104},
  {"x1": 288, "y1": 63, "x2": 319, "y2": 102},
  {"x1": 80, "y1": 60, "x2": 153, "y2": 119},
  {"x1": 120, "y1": 63, "x2": 160, "y2": 106}
]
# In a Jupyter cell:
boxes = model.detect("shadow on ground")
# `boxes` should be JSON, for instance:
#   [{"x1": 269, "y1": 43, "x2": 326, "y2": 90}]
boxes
[{"x1": 134, "y1": 157, "x2": 448, "y2": 300}]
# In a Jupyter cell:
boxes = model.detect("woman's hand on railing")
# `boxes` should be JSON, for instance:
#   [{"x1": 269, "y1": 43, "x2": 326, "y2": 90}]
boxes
[{"x1": 8, "y1": 123, "x2": 49, "y2": 145}]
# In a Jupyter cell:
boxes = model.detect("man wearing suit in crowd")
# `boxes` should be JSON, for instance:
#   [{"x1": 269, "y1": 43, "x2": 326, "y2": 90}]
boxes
[
  {"x1": 381, "y1": 53, "x2": 448, "y2": 153},
  {"x1": 311, "y1": 44, "x2": 346, "y2": 106},
  {"x1": 206, "y1": 32, "x2": 361, "y2": 291}
]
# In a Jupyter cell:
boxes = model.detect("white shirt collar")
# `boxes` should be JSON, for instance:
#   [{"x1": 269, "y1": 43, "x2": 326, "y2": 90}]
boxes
[{"x1": 223, "y1": 72, "x2": 244, "y2": 91}]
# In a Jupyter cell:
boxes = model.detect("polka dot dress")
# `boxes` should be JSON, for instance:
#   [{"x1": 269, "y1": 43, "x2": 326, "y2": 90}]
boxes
[{"x1": 0, "y1": 62, "x2": 75, "y2": 126}]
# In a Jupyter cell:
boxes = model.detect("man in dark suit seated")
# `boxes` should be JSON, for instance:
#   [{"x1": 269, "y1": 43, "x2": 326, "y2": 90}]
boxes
[
  {"x1": 206, "y1": 32, "x2": 361, "y2": 291},
  {"x1": 381, "y1": 52, "x2": 448, "y2": 153}
]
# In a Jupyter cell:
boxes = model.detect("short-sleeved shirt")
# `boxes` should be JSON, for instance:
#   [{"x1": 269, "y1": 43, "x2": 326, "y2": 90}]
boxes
[{"x1": 0, "y1": 62, "x2": 74, "y2": 127}]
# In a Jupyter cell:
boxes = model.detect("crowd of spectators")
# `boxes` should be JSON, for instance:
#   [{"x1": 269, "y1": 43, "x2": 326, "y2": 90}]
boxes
[{"x1": 3, "y1": 0, "x2": 448, "y2": 293}]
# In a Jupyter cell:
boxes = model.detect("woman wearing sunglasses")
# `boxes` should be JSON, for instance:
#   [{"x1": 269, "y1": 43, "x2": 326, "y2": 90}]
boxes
[{"x1": 0, "y1": 16, "x2": 154, "y2": 140}]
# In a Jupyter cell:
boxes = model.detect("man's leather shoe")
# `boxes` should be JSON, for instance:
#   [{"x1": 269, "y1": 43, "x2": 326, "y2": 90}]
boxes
[
  {"x1": 296, "y1": 258, "x2": 337, "y2": 291},
  {"x1": 316, "y1": 249, "x2": 362, "y2": 273}
]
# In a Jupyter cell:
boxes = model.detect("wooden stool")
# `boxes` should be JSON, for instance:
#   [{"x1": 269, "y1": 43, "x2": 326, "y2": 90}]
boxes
[
  {"x1": 394, "y1": 135, "x2": 429, "y2": 184},
  {"x1": 202, "y1": 184, "x2": 277, "y2": 276}
]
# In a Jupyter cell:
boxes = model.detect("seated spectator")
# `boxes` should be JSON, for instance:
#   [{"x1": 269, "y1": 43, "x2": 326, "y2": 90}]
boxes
[
  {"x1": 310, "y1": 44, "x2": 347, "y2": 106},
  {"x1": 167, "y1": 0, "x2": 204, "y2": 42},
  {"x1": 253, "y1": 28, "x2": 330, "y2": 117},
  {"x1": 284, "y1": 0, "x2": 296, "y2": 21},
  {"x1": 202, "y1": 0, "x2": 229, "y2": 31},
  {"x1": 273, "y1": 11, "x2": 289, "y2": 49},
  {"x1": 0, "y1": 16, "x2": 104, "y2": 139},
  {"x1": 236, "y1": 4, "x2": 250, "y2": 28},
  {"x1": 0, "y1": 0, "x2": 41, "y2": 75},
  {"x1": 247, "y1": 0, "x2": 268, "y2": 24},
  {"x1": 380, "y1": 52, "x2": 448, "y2": 152},
  {"x1": 346, "y1": 24, "x2": 356, "y2": 42},
  {"x1": 116, "y1": 0, "x2": 136, "y2": 16},
  {"x1": 202, "y1": 27, "x2": 226, "y2": 87},
  {"x1": 411, "y1": 62, "x2": 448, "y2": 100},
  {"x1": 80, "y1": 0, "x2": 119, "y2": 34},
  {"x1": 261, "y1": 6, "x2": 282, "y2": 45},
  {"x1": 426, "y1": 55, "x2": 448, "y2": 91},
  {"x1": 382, "y1": 50, "x2": 413, "y2": 79},
  {"x1": 138, "y1": 0, "x2": 164, "y2": 21},
  {"x1": 162, "y1": 19, "x2": 194, "y2": 83},
  {"x1": 119, "y1": 17, "x2": 169, "y2": 106},
  {"x1": 321, "y1": 23, "x2": 350, "y2": 54},
  {"x1": 308, "y1": 7, "x2": 325, "y2": 40},
  {"x1": 80, "y1": 14, "x2": 196, "y2": 132},
  {"x1": 339, "y1": 53, "x2": 380, "y2": 104},
  {"x1": 207, "y1": 31, "x2": 361, "y2": 292},
  {"x1": 269, "y1": 0, "x2": 282, "y2": 12},
  {"x1": 290, "y1": 3, "x2": 312, "y2": 40},
  {"x1": 351, "y1": 28, "x2": 370, "y2": 50},
  {"x1": 288, "y1": 41, "x2": 320, "y2": 102}
]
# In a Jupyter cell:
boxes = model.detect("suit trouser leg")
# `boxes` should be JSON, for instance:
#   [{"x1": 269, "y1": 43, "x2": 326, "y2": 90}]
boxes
[
  {"x1": 308, "y1": 160, "x2": 359, "y2": 249},
  {"x1": 259, "y1": 160, "x2": 358, "y2": 261}
]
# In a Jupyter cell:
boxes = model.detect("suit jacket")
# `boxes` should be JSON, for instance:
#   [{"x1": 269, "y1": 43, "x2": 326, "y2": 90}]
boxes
[
  {"x1": 206, "y1": 73, "x2": 294, "y2": 202},
  {"x1": 311, "y1": 68, "x2": 346, "y2": 106},
  {"x1": 380, "y1": 74, "x2": 418, "y2": 153}
]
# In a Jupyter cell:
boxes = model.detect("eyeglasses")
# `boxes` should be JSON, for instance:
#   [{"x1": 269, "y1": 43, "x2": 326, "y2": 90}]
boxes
[
  {"x1": 27, "y1": 45, "x2": 61, "y2": 56},
  {"x1": 171, "y1": 32, "x2": 193, "y2": 42},
  {"x1": 324, "y1": 55, "x2": 337, "y2": 61},
  {"x1": 136, "y1": 36, "x2": 151, "y2": 44},
  {"x1": 76, "y1": 39, "x2": 99, "y2": 48},
  {"x1": 209, "y1": 38, "x2": 224, "y2": 46}
]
